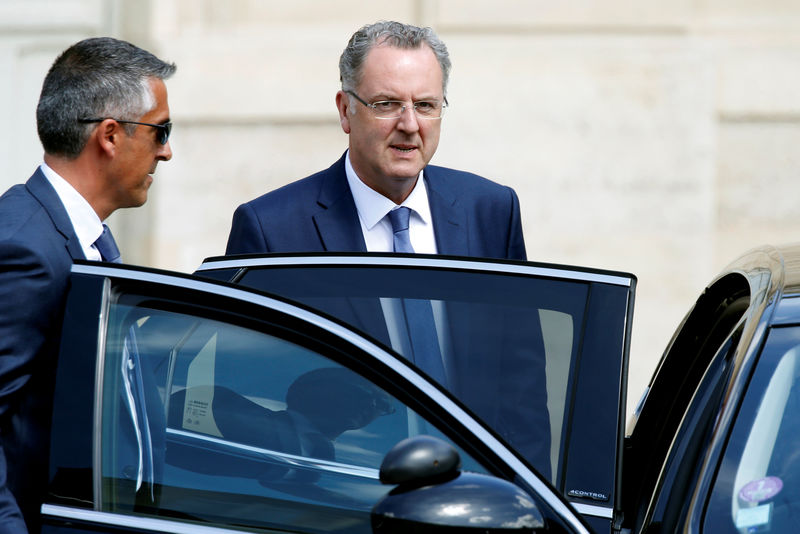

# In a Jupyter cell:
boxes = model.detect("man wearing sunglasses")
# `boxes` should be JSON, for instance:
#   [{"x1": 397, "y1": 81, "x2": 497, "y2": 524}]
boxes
[{"x1": 0, "y1": 37, "x2": 175, "y2": 533}]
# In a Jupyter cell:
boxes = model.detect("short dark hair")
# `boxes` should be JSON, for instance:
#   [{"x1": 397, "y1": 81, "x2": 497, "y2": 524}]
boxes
[
  {"x1": 339, "y1": 21, "x2": 451, "y2": 97},
  {"x1": 36, "y1": 37, "x2": 176, "y2": 158}
]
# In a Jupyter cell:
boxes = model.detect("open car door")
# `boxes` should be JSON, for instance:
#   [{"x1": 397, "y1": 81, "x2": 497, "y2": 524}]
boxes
[
  {"x1": 43, "y1": 261, "x2": 595, "y2": 534},
  {"x1": 196, "y1": 253, "x2": 636, "y2": 532}
]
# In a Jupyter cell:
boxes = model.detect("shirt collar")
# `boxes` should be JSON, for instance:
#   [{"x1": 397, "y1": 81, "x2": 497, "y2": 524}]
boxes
[
  {"x1": 40, "y1": 162, "x2": 104, "y2": 256},
  {"x1": 344, "y1": 150, "x2": 432, "y2": 229}
]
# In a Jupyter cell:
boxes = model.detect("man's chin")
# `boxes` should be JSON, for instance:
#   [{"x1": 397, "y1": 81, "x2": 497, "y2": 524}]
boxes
[
  {"x1": 385, "y1": 162, "x2": 425, "y2": 181},
  {"x1": 123, "y1": 193, "x2": 149, "y2": 209}
]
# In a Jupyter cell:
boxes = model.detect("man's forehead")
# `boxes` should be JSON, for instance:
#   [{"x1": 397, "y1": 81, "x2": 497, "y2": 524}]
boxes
[
  {"x1": 365, "y1": 42, "x2": 435, "y2": 62},
  {"x1": 359, "y1": 44, "x2": 443, "y2": 93},
  {"x1": 143, "y1": 78, "x2": 170, "y2": 119}
]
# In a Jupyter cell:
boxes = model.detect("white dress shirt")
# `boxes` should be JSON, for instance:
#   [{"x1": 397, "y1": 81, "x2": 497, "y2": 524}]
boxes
[
  {"x1": 344, "y1": 151, "x2": 438, "y2": 254},
  {"x1": 40, "y1": 162, "x2": 104, "y2": 261}
]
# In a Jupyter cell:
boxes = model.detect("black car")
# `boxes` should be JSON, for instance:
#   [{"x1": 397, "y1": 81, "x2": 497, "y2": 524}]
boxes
[{"x1": 39, "y1": 246, "x2": 800, "y2": 533}]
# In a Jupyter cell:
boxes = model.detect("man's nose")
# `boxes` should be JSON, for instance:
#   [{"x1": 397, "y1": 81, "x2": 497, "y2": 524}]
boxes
[
  {"x1": 158, "y1": 140, "x2": 173, "y2": 161},
  {"x1": 395, "y1": 104, "x2": 420, "y2": 132}
]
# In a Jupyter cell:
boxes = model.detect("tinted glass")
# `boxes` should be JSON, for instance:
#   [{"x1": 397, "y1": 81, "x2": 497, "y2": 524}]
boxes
[
  {"x1": 232, "y1": 263, "x2": 631, "y2": 493},
  {"x1": 705, "y1": 326, "x2": 800, "y2": 533},
  {"x1": 99, "y1": 294, "x2": 486, "y2": 533}
]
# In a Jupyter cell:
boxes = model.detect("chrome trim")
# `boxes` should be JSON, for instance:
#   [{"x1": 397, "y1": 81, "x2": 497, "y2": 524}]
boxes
[
  {"x1": 167, "y1": 428, "x2": 380, "y2": 479},
  {"x1": 196, "y1": 255, "x2": 634, "y2": 287},
  {"x1": 92, "y1": 277, "x2": 111, "y2": 510},
  {"x1": 41, "y1": 504, "x2": 244, "y2": 534},
  {"x1": 71, "y1": 263, "x2": 591, "y2": 533},
  {"x1": 572, "y1": 503, "x2": 614, "y2": 519}
]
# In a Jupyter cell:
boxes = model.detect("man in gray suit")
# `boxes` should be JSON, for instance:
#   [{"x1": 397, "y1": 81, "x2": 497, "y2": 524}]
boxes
[{"x1": 0, "y1": 37, "x2": 175, "y2": 533}]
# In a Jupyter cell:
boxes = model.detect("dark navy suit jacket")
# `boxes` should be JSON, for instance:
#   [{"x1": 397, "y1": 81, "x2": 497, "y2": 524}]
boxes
[
  {"x1": 226, "y1": 153, "x2": 527, "y2": 260},
  {"x1": 0, "y1": 169, "x2": 84, "y2": 533},
  {"x1": 225, "y1": 154, "x2": 552, "y2": 480}
]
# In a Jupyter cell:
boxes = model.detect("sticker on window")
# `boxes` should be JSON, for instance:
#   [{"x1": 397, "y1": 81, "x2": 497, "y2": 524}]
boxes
[
  {"x1": 183, "y1": 334, "x2": 222, "y2": 437},
  {"x1": 735, "y1": 503, "x2": 772, "y2": 530},
  {"x1": 739, "y1": 476, "x2": 783, "y2": 503}
]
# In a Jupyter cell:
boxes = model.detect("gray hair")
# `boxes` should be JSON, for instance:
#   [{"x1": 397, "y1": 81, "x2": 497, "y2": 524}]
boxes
[
  {"x1": 339, "y1": 21, "x2": 451, "y2": 97},
  {"x1": 36, "y1": 37, "x2": 176, "y2": 158}
]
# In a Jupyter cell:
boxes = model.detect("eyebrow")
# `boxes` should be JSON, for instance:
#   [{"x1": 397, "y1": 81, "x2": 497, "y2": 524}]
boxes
[{"x1": 370, "y1": 94, "x2": 440, "y2": 102}]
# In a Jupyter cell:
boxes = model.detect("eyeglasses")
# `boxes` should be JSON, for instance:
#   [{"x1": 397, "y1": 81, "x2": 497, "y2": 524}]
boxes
[
  {"x1": 346, "y1": 90, "x2": 447, "y2": 120},
  {"x1": 78, "y1": 118, "x2": 172, "y2": 145}
]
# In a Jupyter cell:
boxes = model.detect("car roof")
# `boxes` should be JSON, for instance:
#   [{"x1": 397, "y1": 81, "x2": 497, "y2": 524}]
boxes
[
  {"x1": 713, "y1": 244, "x2": 800, "y2": 327},
  {"x1": 775, "y1": 243, "x2": 800, "y2": 297}
]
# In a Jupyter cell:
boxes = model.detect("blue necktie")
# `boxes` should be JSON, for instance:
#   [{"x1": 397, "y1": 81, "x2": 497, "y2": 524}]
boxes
[
  {"x1": 94, "y1": 224, "x2": 122, "y2": 263},
  {"x1": 388, "y1": 207, "x2": 446, "y2": 385}
]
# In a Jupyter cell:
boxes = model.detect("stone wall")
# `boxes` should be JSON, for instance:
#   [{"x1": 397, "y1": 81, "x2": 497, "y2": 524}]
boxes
[{"x1": 3, "y1": 0, "x2": 800, "y2": 416}]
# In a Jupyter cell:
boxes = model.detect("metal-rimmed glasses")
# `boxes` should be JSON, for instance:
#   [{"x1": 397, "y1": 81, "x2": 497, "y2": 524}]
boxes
[
  {"x1": 78, "y1": 118, "x2": 172, "y2": 145},
  {"x1": 346, "y1": 90, "x2": 447, "y2": 120}
]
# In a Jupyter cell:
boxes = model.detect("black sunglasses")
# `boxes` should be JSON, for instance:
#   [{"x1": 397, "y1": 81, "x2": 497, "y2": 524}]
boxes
[{"x1": 78, "y1": 118, "x2": 172, "y2": 145}]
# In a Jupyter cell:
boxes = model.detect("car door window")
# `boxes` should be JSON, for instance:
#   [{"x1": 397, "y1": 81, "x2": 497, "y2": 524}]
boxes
[
  {"x1": 201, "y1": 257, "x2": 634, "y2": 515},
  {"x1": 99, "y1": 293, "x2": 487, "y2": 533}
]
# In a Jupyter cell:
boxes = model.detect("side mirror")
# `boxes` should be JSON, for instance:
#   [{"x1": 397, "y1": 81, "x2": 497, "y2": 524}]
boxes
[{"x1": 371, "y1": 435, "x2": 545, "y2": 533}]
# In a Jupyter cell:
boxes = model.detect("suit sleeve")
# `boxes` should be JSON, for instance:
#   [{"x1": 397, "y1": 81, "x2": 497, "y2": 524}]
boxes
[
  {"x1": 226, "y1": 202, "x2": 270, "y2": 255},
  {"x1": 0, "y1": 241, "x2": 65, "y2": 416},
  {"x1": 0, "y1": 240, "x2": 68, "y2": 533},
  {"x1": 506, "y1": 187, "x2": 527, "y2": 261}
]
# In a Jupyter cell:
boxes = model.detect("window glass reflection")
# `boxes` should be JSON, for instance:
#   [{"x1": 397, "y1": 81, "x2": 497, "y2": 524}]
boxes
[
  {"x1": 100, "y1": 298, "x2": 487, "y2": 533},
  {"x1": 240, "y1": 266, "x2": 596, "y2": 483}
]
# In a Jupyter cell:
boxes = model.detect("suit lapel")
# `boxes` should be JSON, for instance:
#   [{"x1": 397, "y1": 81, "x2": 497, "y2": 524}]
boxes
[
  {"x1": 27, "y1": 168, "x2": 86, "y2": 260},
  {"x1": 312, "y1": 154, "x2": 367, "y2": 252},
  {"x1": 309, "y1": 155, "x2": 389, "y2": 344},
  {"x1": 425, "y1": 168, "x2": 469, "y2": 256}
]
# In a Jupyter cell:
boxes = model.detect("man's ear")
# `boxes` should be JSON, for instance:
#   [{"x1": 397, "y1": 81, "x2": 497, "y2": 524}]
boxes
[
  {"x1": 335, "y1": 91, "x2": 351, "y2": 134},
  {"x1": 96, "y1": 119, "x2": 120, "y2": 157}
]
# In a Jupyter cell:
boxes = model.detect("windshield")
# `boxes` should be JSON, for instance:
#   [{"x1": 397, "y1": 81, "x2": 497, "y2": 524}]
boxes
[{"x1": 705, "y1": 325, "x2": 800, "y2": 532}]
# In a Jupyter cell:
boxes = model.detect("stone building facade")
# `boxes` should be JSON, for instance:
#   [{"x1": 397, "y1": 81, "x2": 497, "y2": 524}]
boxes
[{"x1": 3, "y1": 0, "x2": 800, "y2": 414}]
